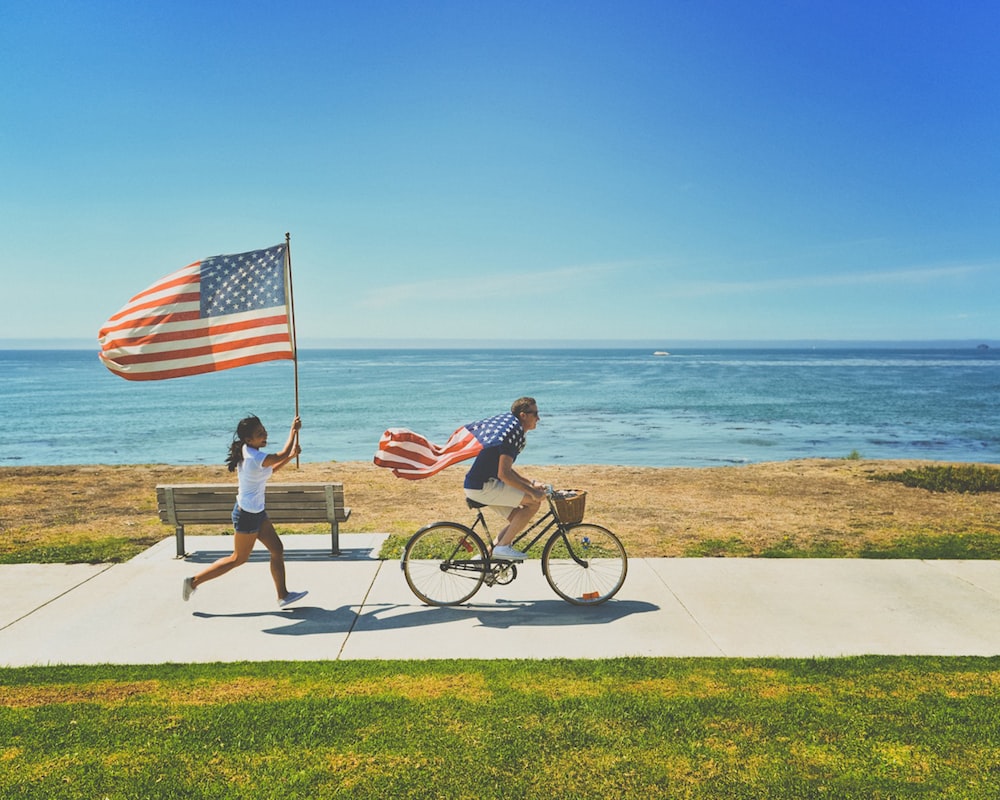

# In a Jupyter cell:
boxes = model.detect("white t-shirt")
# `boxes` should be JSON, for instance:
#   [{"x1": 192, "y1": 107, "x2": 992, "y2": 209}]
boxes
[{"x1": 236, "y1": 445, "x2": 272, "y2": 512}]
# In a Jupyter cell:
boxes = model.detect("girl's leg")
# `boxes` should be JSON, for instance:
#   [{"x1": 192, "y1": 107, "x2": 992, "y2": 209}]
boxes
[
  {"x1": 191, "y1": 532, "x2": 258, "y2": 589},
  {"x1": 254, "y1": 520, "x2": 290, "y2": 600}
]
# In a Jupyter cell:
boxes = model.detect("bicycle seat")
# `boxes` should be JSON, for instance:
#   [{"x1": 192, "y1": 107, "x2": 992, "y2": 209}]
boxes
[{"x1": 465, "y1": 497, "x2": 488, "y2": 509}]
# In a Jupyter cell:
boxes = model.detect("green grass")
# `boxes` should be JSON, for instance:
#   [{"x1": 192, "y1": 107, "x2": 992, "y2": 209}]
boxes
[
  {"x1": 3, "y1": 658, "x2": 1000, "y2": 799},
  {"x1": 0, "y1": 537, "x2": 148, "y2": 565},
  {"x1": 860, "y1": 532, "x2": 1000, "y2": 560},
  {"x1": 684, "y1": 536, "x2": 755, "y2": 558},
  {"x1": 683, "y1": 533, "x2": 1000, "y2": 560},
  {"x1": 871, "y1": 464, "x2": 1000, "y2": 493},
  {"x1": 378, "y1": 533, "x2": 409, "y2": 560},
  {"x1": 685, "y1": 536, "x2": 853, "y2": 559}
]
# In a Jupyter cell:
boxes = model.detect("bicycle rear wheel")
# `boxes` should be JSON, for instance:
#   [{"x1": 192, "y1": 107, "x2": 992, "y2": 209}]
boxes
[
  {"x1": 541, "y1": 523, "x2": 627, "y2": 605},
  {"x1": 402, "y1": 522, "x2": 488, "y2": 606}
]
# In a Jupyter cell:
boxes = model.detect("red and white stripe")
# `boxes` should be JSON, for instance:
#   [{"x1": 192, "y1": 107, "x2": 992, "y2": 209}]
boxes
[
  {"x1": 98, "y1": 261, "x2": 292, "y2": 381},
  {"x1": 374, "y1": 426, "x2": 484, "y2": 479}
]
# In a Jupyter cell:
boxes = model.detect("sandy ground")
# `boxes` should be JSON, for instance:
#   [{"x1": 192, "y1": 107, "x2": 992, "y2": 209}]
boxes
[{"x1": 2, "y1": 459, "x2": 998, "y2": 559}]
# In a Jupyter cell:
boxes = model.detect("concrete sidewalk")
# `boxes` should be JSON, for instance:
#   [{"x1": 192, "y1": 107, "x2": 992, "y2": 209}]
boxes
[{"x1": 3, "y1": 534, "x2": 1000, "y2": 667}]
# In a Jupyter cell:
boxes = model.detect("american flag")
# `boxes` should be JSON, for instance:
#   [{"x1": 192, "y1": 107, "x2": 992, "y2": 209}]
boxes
[
  {"x1": 98, "y1": 244, "x2": 293, "y2": 381},
  {"x1": 374, "y1": 412, "x2": 525, "y2": 479}
]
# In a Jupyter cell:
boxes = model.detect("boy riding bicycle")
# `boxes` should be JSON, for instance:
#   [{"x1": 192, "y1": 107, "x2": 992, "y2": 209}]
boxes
[{"x1": 462, "y1": 397, "x2": 546, "y2": 561}]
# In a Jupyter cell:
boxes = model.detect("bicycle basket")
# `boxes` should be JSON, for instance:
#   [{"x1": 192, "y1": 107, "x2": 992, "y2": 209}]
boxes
[{"x1": 552, "y1": 489, "x2": 587, "y2": 524}]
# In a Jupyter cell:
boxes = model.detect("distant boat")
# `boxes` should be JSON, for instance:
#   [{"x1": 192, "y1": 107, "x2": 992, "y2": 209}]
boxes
[
  {"x1": 977, "y1": 344, "x2": 990, "y2": 350},
  {"x1": 653, "y1": 351, "x2": 670, "y2": 356}
]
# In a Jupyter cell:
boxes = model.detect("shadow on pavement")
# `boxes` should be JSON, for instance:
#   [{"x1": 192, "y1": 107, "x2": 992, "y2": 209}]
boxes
[
  {"x1": 192, "y1": 598, "x2": 659, "y2": 637},
  {"x1": 183, "y1": 548, "x2": 378, "y2": 563}
]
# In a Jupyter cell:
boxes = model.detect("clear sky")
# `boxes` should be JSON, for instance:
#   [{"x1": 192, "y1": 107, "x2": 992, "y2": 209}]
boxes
[{"x1": 3, "y1": 0, "x2": 998, "y2": 347}]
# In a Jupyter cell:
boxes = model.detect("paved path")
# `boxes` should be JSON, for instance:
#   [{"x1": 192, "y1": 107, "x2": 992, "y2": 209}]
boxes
[{"x1": 3, "y1": 534, "x2": 1000, "y2": 666}]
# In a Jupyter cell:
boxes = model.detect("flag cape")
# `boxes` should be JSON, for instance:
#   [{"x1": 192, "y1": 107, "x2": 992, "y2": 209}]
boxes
[
  {"x1": 374, "y1": 413, "x2": 524, "y2": 479},
  {"x1": 98, "y1": 244, "x2": 293, "y2": 381}
]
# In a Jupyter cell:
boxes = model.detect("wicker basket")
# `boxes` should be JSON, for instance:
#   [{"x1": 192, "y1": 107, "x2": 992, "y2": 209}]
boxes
[{"x1": 552, "y1": 489, "x2": 587, "y2": 524}]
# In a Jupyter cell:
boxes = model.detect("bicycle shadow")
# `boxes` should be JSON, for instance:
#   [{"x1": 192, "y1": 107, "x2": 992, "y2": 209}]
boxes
[
  {"x1": 193, "y1": 598, "x2": 659, "y2": 637},
  {"x1": 424, "y1": 598, "x2": 660, "y2": 630}
]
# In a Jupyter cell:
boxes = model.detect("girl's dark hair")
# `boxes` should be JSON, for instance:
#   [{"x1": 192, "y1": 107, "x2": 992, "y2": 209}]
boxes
[{"x1": 226, "y1": 415, "x2": 263, "y2": 472}]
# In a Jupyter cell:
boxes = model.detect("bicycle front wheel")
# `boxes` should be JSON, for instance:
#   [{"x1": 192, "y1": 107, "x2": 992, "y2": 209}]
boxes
[
  {"x1": 541, "y1": 523, "x2": 627, "y2": 605},
  {"x1": 402, "y1": 522, "x2": 488, "y2": 606}
]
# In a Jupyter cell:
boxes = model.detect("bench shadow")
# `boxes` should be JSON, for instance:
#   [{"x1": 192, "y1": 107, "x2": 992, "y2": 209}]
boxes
[
  {"x1": 192, "y1": 598, "x2": 659, "y2": 637},
  {"x1": 183, "y1": 548, "x2": 378, "y2": 563}
]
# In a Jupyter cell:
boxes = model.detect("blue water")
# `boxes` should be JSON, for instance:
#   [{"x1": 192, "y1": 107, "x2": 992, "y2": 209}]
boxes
[{"x1": 2, "y1": 348, "x2": 999, "y2": 467}]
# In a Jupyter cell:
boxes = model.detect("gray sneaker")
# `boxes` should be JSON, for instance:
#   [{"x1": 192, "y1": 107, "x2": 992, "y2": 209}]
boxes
[
  {"x1": 182, "y1": 577, "x2": 195, "y2": 602},
  {"x1": 279, "y1": 590, "x2": 308, "y2": 608},
  {"x1": 492, "y1": 545, "x2": 527, "y2": 561}
]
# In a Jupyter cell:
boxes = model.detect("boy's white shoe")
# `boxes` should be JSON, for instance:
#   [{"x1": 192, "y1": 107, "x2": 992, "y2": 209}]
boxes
[
  {"x1": 492, "y1": 545, "x2": 526, "y2": 561},
  {"x1": 182, "y1": 577, "x2": 195, "y2": 601}
]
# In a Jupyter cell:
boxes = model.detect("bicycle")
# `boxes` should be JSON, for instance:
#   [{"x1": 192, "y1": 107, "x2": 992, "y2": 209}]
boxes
[{"x1": 401, "y1": 488, "x2": 628, "y2": 606}]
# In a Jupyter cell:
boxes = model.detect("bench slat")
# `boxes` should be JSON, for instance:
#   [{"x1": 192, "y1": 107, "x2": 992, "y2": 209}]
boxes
[{"x1": 156, "y1": 483, "x2": 350, "y2": 558}]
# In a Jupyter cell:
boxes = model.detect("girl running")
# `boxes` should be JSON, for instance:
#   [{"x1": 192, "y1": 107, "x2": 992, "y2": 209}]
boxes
[{"x1": 182, "y1": 414, "x2": 307, "y2": 607}]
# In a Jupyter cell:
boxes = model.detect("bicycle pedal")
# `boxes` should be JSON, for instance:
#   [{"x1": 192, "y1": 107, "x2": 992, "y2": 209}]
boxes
[{"x1": 494, "y1": 565, "x2": 517, "y2": 585}]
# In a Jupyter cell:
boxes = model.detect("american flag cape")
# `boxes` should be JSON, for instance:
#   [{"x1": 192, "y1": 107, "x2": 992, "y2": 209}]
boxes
[
  {"x1": 374, "y1": 413, "x2": 525, "y2": 480},
  {"x1": 98, "y1": 244, "x2": 293, "y2": 381}
]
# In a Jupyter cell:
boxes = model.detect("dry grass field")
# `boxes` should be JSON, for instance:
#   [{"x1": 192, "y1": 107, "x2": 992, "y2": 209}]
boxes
[{"x1": 2, "y1": 458, "x2": 998, "y2": 561}]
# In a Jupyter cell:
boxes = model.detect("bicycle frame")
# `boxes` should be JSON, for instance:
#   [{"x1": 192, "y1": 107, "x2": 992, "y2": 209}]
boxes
[
  {"x1": 401, "y1": 489, "x2": 628, "y2": 606},
  {"x1": 471, "y1": 494, "x2": 585, "y2": 565}
]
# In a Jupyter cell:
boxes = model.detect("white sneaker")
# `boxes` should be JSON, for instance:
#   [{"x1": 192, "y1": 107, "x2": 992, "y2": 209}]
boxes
[
  {"x1": 492, "y1": 545, "x2": 527, "y2": 561},
  {"x1": 182, "y1": 577, "x2": 195, "y2": 602},
  {"x1": 279, "y1": 590, "x2": 308, "y2": 608}
]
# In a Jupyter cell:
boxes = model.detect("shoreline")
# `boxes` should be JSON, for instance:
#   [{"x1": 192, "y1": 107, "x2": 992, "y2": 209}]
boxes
[{"x1": 3, "y1": 458, "x2": 999, "y2": 561}]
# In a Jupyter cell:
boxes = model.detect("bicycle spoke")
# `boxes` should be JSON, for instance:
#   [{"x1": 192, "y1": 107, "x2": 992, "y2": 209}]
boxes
[
  {"x1": 542, "y1": 524, "x2": 627, "y2": 605},
  {"x1": 402, "y1": 523, "x2": 488, "y2": 606}
]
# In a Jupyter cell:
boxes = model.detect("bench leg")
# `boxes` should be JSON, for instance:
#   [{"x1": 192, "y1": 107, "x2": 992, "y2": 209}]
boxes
[
  {"x1": 175, "y1": 525, "x2": 186, "y2": 559},
  {"x1": 330, "y1": 521, "x2": 341, "y2": 557}
]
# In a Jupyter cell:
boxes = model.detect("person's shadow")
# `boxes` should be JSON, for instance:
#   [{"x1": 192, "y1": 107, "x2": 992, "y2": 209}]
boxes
[{"x1": 193, "y1": 598, "x2": 659, "y2": 637}]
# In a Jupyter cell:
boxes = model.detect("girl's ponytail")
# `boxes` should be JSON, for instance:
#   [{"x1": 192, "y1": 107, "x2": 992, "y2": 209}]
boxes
[{"x1": 225, "y1": 415, "x2": 262, "y2": 472}]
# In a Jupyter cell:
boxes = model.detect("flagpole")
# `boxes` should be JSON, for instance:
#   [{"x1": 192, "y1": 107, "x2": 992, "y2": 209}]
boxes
[{"x1": 285, "y1": 231, "x2": 301, "y2": 467}]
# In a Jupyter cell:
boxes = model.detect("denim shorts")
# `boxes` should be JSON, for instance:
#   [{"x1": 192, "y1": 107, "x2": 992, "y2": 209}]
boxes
[{"x1": 232, "y1": 503, "x2": 268, "y2": 534}]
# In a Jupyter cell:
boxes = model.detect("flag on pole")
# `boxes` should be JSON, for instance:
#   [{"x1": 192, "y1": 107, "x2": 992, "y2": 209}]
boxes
[
  {"x1": 374, "y1": 413, "x2": 525, "y2": 479},
  {"x1": 98, "y1": 244, "x2": 293, "y2": 381}
]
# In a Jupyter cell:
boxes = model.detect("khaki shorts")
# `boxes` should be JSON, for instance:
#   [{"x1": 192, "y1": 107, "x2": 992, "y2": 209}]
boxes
[{"x1": 464, "y1": 477, "x2": 526, "y2": 519}]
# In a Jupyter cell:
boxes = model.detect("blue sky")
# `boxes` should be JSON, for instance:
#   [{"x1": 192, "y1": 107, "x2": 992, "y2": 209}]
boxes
[{"x1": 3, "y1": 0, "x2": 998, "y2": 346}]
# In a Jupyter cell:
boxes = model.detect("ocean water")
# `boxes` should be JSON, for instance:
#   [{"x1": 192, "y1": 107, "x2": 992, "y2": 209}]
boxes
[{"x1": 2, "y1": 348, "x2": 998, "y2": 468}]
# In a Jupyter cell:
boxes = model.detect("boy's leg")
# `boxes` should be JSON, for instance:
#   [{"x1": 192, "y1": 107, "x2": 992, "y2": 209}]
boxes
[{"x1": 495, "y1": 496, "x2": 542, "y2": 547}]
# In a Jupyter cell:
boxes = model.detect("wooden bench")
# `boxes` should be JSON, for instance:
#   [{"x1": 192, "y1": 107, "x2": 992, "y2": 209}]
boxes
[{"x1": 156, "y1": 483, "x2": 351, "y2": 558}]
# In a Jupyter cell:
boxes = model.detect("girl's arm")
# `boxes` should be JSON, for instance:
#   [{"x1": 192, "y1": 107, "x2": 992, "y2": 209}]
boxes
[{"x1": 262, "y1": 416, "x2": 302, "y2": 470}]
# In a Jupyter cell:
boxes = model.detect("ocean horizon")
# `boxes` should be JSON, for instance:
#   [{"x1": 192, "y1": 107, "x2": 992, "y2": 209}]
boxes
[
  {"x1": 2, "y1": 346, "x2": 998, "y2": 468},
  {"x1": 3, "y1": 337, "x2": 998, "y2": 351}
]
